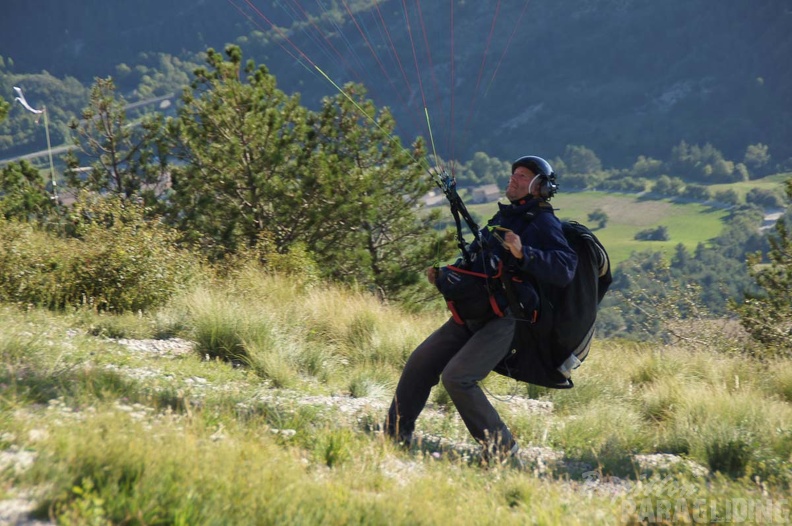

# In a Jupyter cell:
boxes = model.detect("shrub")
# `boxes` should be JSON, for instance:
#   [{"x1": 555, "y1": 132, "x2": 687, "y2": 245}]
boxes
[
  {"x1": 587, "y1": 209, "x2": 609, "y2": 229},
  {"x1": 705, "y1": 430, "x2": 754, "y2": 478},
  {"x1": 634, "y1": 226, "x2": 670, "y2": 241},
  {"x1": 745, "y1": 187, "x2": 784, "y2": 209},
  {"x1": 714, "y1": 189, "x2": 740, "y2": 206},
  {"x1": 685, "y1": 184, "x2": 711, "y2": 202},
  {"x1": 0, "y1": 194, "x2": 198, "y2": 312},
  {"x1": 652, "y1": 175, "x2": 685, "y2": 197},
  {"x1": 599, "y1": 176, "x2": 646, "y2": 193},
  {"x1": 558, "y1": 172, "x2": 592, "y2": 190},
  {"x1": 733, "y1": 183, "x2": 792, "y2": 356}
]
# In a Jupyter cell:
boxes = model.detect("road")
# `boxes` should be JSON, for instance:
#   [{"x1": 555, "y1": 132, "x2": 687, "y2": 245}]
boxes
[{"x1": 0, "y1": 93, "x2": 175, "y2": 167}]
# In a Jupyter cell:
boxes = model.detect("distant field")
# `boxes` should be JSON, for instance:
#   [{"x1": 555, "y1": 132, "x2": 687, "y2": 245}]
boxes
[
  {"x1": 708, "y1": 172, "x2": 791, "y2": 200},
  {"x1": 468, "y1": 191, "x2": 731, "y2": 265}
]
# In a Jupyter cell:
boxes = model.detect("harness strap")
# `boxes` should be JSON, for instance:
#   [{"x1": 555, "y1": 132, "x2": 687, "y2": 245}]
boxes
[
  {"x1": 445, "y1": 264, "x2": 502, "y2": 280},
  {"x1": 446, "y1": 301, "x2": 465, "y2": 325}
]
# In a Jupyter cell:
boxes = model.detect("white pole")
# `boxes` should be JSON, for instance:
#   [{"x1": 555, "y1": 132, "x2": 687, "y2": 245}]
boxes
[{"x1": 42, "y1": 105, "x2": 59, "y2": 205}]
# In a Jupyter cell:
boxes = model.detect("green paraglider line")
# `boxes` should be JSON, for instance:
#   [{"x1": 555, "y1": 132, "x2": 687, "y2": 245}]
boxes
[
  {"x1": 314, "y1": 64, "x2": 435, "y2": 176},
  {"x1": 424, "y1": 106, "x2": 441, "y2": 172},
  {"x1": 228, "y1": 0, "x2": 531, "y2": 186},
  {"x1": 229, "y1": 0, "x2": 435, "y2": 176}
]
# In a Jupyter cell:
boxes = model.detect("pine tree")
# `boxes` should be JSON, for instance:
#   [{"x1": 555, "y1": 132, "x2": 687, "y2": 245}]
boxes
[
  {"x1": 168, "y1": 45, "x2": 452, "y2": 299},
  {"x1": 0, "y1": 160, "x2": 55, "y2": 222},
  {"x1": 734, "y1": 179, "x2": 792, "y2": 355},
  {"x1": 64, "y1": 77, "x2": 167, "y2": 204},
  {"x1": 308, "y1": 84, "x2": 449, "y2": 296},
  {"x1": 168, "y1": 45, "x2": 312, "y2": 259}
]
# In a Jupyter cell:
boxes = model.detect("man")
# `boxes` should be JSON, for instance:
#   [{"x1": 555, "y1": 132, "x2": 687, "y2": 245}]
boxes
[{"x1": 384, "y1": 155, "x2": 578, "y2": 462}]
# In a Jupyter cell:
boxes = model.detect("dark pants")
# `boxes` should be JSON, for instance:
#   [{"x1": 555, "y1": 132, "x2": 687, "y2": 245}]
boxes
[{"x1": 385, "y1": 315, "x2": 516, "y2": 448}]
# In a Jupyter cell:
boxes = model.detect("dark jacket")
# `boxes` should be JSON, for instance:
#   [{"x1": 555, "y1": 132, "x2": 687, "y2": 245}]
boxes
[{"x1": 436, "y1": 198, "x2": 577, "y2": 321}]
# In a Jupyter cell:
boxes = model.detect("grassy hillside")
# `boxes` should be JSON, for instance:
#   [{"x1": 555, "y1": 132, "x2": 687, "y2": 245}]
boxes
[
  {"x1": 1, "y1": 271, "x2": 790, "y2": 524},
  {"x1": 709, "y1": 172, "x2": 792, "y2": 201},
  {"x1": 469, "y1": 192, "x2": 730, "y2": 265}
]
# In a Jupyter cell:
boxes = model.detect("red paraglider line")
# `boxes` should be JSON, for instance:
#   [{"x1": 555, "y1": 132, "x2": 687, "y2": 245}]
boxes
[
  {"x1": 337, "y1": 0, "x2": 399, "y2": 94},
  {"x1": 335, "y1": 0, "x2": 425, "y2": 135},
  {"x1": 462, "y1": 0, "x2": 501, "y2": 135},
  {"x1": 227, "y1": 0, "x2": 534, "y2": 171},
  {"x1": 414, "y1": 0, "x2": 442, "y2": 119},
  {"x1": 485, "y1": 0, "x2": 533, "y2": 95},
  {"x1": 281, "y1": 0, "x2": 366, "y2": 85},
  {"x1": 234, "y1": 0, "x2": 317, "y2": 69},
  {"x1": 413, "y1": 0, "x2": 446, "y2": 173},
  {"x1": 372, "y1": 0, "x2": 414, "y2": 104}
]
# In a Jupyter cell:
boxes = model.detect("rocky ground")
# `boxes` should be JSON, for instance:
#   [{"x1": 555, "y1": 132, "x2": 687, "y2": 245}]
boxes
[{"x1": 0, "y1": 336, "x2": 710, "y2": 525}]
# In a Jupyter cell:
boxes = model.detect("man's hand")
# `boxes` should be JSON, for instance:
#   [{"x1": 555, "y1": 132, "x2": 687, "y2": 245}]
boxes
[
  {"x1": 503, "y1": 231, "x2": 524, "y2": 260},
  {"x1": 426, "y1": 266, "x2": 438, "y2": 284}
]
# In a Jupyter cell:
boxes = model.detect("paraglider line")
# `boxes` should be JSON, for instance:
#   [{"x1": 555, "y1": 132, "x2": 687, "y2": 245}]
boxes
[{"x1": 484, "y1": 0, "x2": 533, "y2": 96}]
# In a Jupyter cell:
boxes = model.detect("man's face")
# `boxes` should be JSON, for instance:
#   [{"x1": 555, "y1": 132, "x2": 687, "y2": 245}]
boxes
[{"x1": 505, "y1": 166, "x2": 537, "y2": 201}]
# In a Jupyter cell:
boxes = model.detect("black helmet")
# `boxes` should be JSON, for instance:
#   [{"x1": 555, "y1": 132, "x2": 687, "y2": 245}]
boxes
[{"x1": 511, "y1": 155, "x2": 558, "y2": 199}]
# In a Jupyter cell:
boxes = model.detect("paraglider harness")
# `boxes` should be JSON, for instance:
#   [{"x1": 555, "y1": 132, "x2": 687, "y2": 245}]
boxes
[
  {"x1": 434, "y1": 171, "x2": 519, "y2": 324},
  {"x1": 435, "y1": 171, "x2": 613, "y2": 389}
]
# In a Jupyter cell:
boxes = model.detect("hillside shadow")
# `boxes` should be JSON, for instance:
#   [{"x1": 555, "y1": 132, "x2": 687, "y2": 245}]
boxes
[
  {"x1": 0, "y1": 365, "x2": 189, "y2": 413},
  {"x1": 371, "y1": 427, "x2": 711, "y2": 483}
]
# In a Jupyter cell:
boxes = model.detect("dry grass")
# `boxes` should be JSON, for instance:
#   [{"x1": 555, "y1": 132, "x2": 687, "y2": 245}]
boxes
[{"x1": 1, "y1": 272, "x2": 791, "y2": 524}]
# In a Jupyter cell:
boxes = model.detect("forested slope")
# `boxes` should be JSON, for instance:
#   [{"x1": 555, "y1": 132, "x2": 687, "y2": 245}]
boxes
[{"x1": 2, "y1": 0, "x2": 791, "y2": 167}]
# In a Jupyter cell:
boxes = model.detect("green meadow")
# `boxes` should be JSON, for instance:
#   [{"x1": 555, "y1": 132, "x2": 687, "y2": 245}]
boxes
[
  {"x1": 709, "y1": 172, "x2": 792, "y2": 201},
  {"x1": 552, "y1": 192, "x2": 728, "y2": 265},
  {"x1": 467, "y1": 180, "x2": 786, "y2": 265}
]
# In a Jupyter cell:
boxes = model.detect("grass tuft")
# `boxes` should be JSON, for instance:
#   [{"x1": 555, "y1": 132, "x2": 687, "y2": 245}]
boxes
[{"x1": 3, "y1": 272, "x2": 792, "y2": 524}]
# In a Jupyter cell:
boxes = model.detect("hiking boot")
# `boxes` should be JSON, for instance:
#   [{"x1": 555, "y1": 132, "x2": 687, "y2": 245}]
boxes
[
  {"x1": 385, "y1": 428, "x2": 414, "y2": 450},
  {"x1": 383, "y1": 416, "x2": 413, "y2": 449}
]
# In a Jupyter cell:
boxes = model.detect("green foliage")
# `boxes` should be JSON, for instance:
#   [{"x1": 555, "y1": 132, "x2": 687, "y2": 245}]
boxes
[
  {"x1": 598, "y1": 175, "x2": 647, "y2": 193},
  {"x1": 258, "y1": 237, "x2": 321, "y2": 285},
  {"x1": 603, "y1": 205, "x2": 763, "y2": 340},
  {"x1": 745, "y1": 187, "x2": 784, "y2": 209},
  {"x1": 0, "y1": 194, "x2": 196, "y2": 312},
  {"x1": 64, "y1": 77, "x2": 168, "y2": 206},
  {"x1": 587, "y1": 209, "x2": 608, "y2": 229},
  {"x1": 312, "y1": 428, "x2": 355, "y2": 468},
  {"x1": 114, "y1": 52, "x2": 199, "y2": 100},
  {"x1": 3, "y1": 274, "x2": 792, "y2": 524},
  {"x1": 713, "y1": 188, "x2": 740, "y2": 206},
  {"x1": 182, "y1": 288, "x2": 252, "y2": 362},
  {"x1": 169, "y1": 45, "x2": 449, "y2": 299},
  {"x1": 667, "y1": 141, "x2": 749, "y2": 184},
  {"x1": 651, "y1": 175, "x2": 685, "y2": 197},
  {"x1": 558, "y1": 171, "x2": 596, "y2": 191},
  {"x1": 0, "y1": 95, "x2": 8, "y2": 123},
  {"x1": 309, "y1": 85, "x2": 445, "y2": 297},
  {"x1": 0, "y1": 71, "x2": 87, "y2": 155},
  {"x1": 685, "y1": 183, "x2": 711, "y2": 202},
  {"x1": 609, "y1": 252, "x2": 704, "y2": 340},
  {"x1": 744, "y1": 143, "x2": 771, "y2": 176},
  {"x1": 563, "y1": 145, "x2": 602, "y2": 174},
  {"x1": 54, "y1": 478, "x2": 112, "y2": 526},
  {"x1": 168, "y1": 45, "x2": 314, "y2": 259},
  {"x1": 630, "y1": 155, "x2": 664, "y2": 179},
  {"x1": 464, "y1": 151, "x2": 511, "y2": 186},
  {"x1": 733, "y1": 180, "x2": 792, "y2": 355},
  {"x1": 0, "y1": 160, "x2": 56, "y2": 222},
  {"x1": 705, "y1": 431, "x2": 754, "y2": 478},
  {"x1": 66, "y1": 194, "x2": 198, "y2": 312},
  {"x1": 634, "y1": 225, "x2": 669, "y2": 241},
  {"x1": 3, "y1": 1, "x2": 792, "y2": 170}
]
